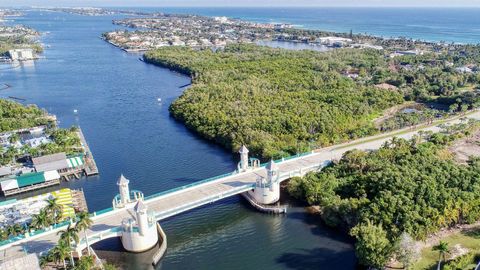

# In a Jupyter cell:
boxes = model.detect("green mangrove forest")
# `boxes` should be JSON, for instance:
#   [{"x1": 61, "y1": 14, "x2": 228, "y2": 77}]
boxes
[
  {"x1": 144, "y1": 44, "x2": 480, "y2": 159},
  {"x1": 288, "y1": 122, "x2": 480, "y2": 268}
]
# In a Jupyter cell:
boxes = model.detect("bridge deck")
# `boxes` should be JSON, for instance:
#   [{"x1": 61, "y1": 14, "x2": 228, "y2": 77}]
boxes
[{"x1": 1, "y1": 111, "x2": 479, "y2": 261}]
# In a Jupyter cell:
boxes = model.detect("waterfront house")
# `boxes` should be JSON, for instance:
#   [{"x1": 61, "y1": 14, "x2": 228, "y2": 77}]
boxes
[
  {"x1": 7, "y1": 49, "x2": 35, "y2": 61},
  {"x1": 0, "y1": 170, "x2": 61, "y2": 196},
  {"x1": 0, "y1": 166, "x2": 11, "y2": 177},
  {"x1": 32, "y1": 152, "x2": 69, "y2": 172}
]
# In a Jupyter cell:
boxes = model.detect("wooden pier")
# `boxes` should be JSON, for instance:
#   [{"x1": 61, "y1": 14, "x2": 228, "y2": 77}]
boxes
[
  {"x1": 77, "y1": 128, "x2": 99, "y2": 176},
  {"x1": 72, "y1": 188, "x2": 89, "y2": 212}
]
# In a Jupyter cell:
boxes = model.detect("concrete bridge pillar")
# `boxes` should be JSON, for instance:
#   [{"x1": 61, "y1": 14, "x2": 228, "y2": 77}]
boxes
[
  {"x1": 250, "y1": 160, "x2": 280, "y2": 204},
  {"x1": 120, "y1": 200, "x2": 159, "y2": 252}
]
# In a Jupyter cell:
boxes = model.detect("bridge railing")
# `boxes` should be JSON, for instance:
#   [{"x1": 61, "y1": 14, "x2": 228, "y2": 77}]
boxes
[
  {"x1": 155, "y1": 183, "x2": 255, "y2": 221},
  {"x1": 0, "y1": 151, "x2": 317, "y2": 248},
  {"x1": 278, "y1": 161, "x2": 331, "y2": 181},
  {"x1": 144, "y1": 172, "x2": 237, "y2": 201},
  {"x1": 94, "y1": 207, "x2": 114, "y2": 216},
  {"x1": 0, "y1": 219, "x2": 73, "y2": 247},
  {"x1": 76, "y1": 226, "x2": 123, "y2": 248},
  {"x1": 0, "y1": 235, "x2": 25, "y2": 247},
  {"x1": 259, "y1": 151, "x2": 313, "y2": 167}
]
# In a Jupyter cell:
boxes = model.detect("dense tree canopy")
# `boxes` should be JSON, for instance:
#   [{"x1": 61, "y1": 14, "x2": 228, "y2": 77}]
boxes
[
  {"x1": 288, "y1": 125, "x2": 480, "y2": 268},
  {"x1": 0, "y1": 99, "x2": 52, "y2": 132},
  {"x1": 145, "y1": 45, "x2": 404, "y2": 158},
  {"x1": 0, "y1": 100, "x2": 81, "y2": 166},
  {"x1": 144, "y1": 44, "x2": 480, "y2": 158}
]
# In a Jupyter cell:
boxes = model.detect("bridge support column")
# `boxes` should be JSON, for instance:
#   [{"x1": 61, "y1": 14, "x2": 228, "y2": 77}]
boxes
[
  {"x1": 249, "y1": 160, "x2": 280, "y2": 205},
  {"x1": 120, "y1": 200, "x2": 158, "y2": 252}
]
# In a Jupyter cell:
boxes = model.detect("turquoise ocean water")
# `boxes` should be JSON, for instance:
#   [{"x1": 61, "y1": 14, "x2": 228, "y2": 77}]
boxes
[{"x1": 134, "y1": 7, "x2": 480, "y2": 44}]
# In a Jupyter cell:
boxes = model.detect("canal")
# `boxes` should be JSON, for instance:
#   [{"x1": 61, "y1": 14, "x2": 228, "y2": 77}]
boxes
[{"x1": 0, "y1": 10, "x2": 356, "y2": 270}]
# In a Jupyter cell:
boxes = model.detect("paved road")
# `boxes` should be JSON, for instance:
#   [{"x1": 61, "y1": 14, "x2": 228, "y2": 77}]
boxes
[{"x1": 1, "y1": 111, "x2": 479, "y2": 261}]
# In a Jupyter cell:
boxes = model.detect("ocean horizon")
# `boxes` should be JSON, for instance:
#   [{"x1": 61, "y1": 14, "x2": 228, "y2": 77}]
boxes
[{"x1": 98, "y1": 6, "x2": 480, "y2": 44}]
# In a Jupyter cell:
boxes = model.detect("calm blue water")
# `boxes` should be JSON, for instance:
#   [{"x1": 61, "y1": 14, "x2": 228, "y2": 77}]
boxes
[
  {"x1": 3, "y1": 6, "x2": 479, "y2": 270},
  {"x1": 0, "y1": 10, "x2": 356, "y2": 270},
  {"x1": 123, "y1": 7, "x2": 480, "y2": 44}
]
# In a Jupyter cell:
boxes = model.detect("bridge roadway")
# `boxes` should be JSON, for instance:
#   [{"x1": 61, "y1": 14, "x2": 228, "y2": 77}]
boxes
[{"x1": 1, "y1": 111, "x2": 479, "y2": 261}]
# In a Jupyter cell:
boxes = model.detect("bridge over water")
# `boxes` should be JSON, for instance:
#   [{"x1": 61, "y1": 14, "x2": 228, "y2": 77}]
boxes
[{"x1": 0, "y1": 111, "x2": 479, "y2": 263}]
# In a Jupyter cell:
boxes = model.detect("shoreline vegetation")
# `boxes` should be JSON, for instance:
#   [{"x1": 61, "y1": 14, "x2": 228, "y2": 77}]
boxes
[
  {"x1": 0, "y1": 10, "x2": 43, "y2": 60},
  {"x1": 143, "y1": 42, "x2": 480, "y2": 159},
  {"x1": 287, "y1": 121, "x2": 480, "y2": 269},
  {"x1": 0, "y1": 100, "x2": 82, "y2": 166},
  {"x1": 143, "y1": 45, "x2": 403, "y2": 158},
  {"x1": 0, "y1": 25, "x2": 43, "y2": 59},
  {"x1": 102, "y1": 9, "x2": 477, "y2": 52},
  {"x1": 8, "y1": 7, "x2": 480, "y2": 269}
]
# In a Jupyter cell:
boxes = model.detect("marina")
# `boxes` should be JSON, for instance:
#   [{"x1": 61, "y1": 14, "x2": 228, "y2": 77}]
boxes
[
  {"x1": 0, "y1": 125, "x2": 99, "y2": 196},
  {"x1": 0, "y1": 188, "x2": 87, "y2": 229},
  {"x1": 78, "y1": 128, "x2": 98, "y2": 177}
]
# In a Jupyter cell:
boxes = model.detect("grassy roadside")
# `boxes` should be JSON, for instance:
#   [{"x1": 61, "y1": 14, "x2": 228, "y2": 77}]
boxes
[
  {"x1": 413, "y1": 226, "x2": 480, "y2": 269},
  {"x1": 324, "y1": 109, "x2": 478, "y2": 152}
]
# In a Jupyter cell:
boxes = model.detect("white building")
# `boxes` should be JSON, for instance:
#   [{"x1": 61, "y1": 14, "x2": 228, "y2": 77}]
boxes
[
  {"x1": 455, "y1": 66, "x2": 473, "y2": 73},
  {"x1": 316, "y1": 37, "x2": 353, "y2": 47},
  {"x1": 390, "y1": 49, "x2": 424, "y2": 58},
  {"x1": 213, "y1": 16, "x2": 229, "y2": 23},
  {"x1": 8, "y1": 49, "x2": 35, "y2": 61}
]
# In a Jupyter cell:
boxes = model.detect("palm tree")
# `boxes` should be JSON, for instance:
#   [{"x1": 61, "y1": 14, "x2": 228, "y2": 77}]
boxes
[
  {"x1": 75, "y1": 211, "x2": 93, "y2": 255},
  {"x1": 50, "y1": 239, "x2": 70, "y2": 269},
  {"x1": 45, "y1": 197, "x2": 63, "y2": 223},
  {"x1": 432, "y1": 241, "x2": 449, "y2": 270},
  {"x1": 57, "y1": 224, "x2": 79, "y2": 267},
  {"x1": 38, "y1": 254, "x2": 51, "y2": 269},
  {"x1": 7, "y1": 223, "x2": 24, "y2": 237},
  {"x1": 30, "y1": 209, "x2": 51, "y2": 230}
]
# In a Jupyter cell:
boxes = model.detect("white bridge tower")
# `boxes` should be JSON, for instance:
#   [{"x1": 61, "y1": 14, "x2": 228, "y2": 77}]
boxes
[{"x1": 249, "y1": 160, "x2": 281, "y2": 204}]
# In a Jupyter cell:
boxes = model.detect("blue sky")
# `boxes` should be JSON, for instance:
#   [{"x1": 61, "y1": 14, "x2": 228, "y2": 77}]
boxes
[{"x1": 3, "y1": 0, "x2": 480, "y2": 7}]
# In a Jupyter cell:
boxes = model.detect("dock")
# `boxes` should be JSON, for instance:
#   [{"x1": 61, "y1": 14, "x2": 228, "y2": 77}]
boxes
[
  {"x1": 72, "y1": 188, "x2": 89, "y2": 212},
  {"x1": 77, "y1": 127, "x2": 99, "y2": 176},
  {"x1": 3, "y1": 179, "x2": 60, "y2": 196}
]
